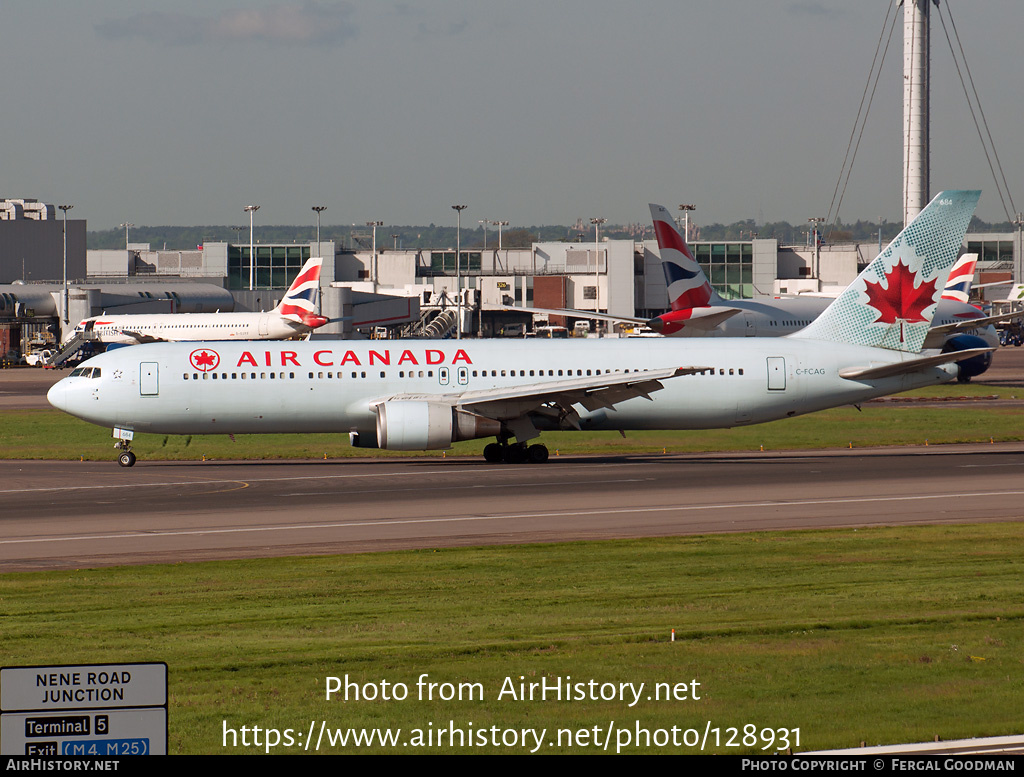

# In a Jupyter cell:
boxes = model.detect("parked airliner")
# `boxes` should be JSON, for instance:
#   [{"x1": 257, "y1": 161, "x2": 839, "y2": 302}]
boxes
[
  {"x1": 48, "y1": 191, "x2": 990, "y2": 467},
  {"x1": 70, "y1": 257, "x2": 327, "y2": 344}
]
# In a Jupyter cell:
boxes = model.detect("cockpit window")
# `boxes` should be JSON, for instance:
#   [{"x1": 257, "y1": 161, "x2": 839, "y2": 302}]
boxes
[{"x1": 69, "y1": 367, "x2": 101, "y2": 378}]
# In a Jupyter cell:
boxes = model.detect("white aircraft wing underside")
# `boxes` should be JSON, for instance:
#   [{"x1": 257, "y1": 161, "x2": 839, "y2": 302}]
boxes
[{"x1": 375, "y1": 366, "x2": 704, "y2": 421}]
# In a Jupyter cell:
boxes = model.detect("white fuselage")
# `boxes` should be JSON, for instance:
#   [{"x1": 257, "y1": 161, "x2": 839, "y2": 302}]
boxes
[
  {"x1": 73, "y1": 312, "x2": 309, "y2": 344},
  {"x1": 48, "y1": 338, "x2": 958, "y2": 443},
  {"x1": 670, "y1": 297, "x2": 998, "y2": 347}
]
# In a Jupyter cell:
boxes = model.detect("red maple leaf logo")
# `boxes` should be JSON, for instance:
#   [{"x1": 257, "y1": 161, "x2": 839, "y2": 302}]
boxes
[
  {"x1": 189, "y1": 349, "x2": 220, "y2": 372},
  {"x1": 863, "y1": 258, "x2": 937, "y2": 326}
]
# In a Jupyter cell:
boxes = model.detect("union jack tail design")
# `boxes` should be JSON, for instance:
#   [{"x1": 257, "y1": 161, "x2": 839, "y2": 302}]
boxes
[
  {"x1": 275, "y1": 256, "x2": 325, "y2": 327},
  {"x1": 649, "y1": 204, "x2": 717, "y2": 310},
  {"x1": 793, "y1": 190, "x2": 980, "y2": 353},
  {"x1": 941, "y1": 253, "x2": 978, "y2": 303}
]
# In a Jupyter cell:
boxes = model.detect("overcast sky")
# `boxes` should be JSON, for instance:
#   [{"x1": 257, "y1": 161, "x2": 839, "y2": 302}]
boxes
[{"x1": 3, "y1": 1, "x2": 1021, "y2": 231}]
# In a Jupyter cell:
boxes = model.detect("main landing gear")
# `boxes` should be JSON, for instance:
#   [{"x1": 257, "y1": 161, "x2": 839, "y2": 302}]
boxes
[
  {"x1": 483, "y1": 441, "x2": 549, "y2": 464},
  {"x1": 115, "y1": 440, "x2": 137, "y2": 468}
]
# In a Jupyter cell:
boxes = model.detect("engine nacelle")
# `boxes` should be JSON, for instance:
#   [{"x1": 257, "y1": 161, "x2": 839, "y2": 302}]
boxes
[
  {"x1": 374, "y1": 401, "x2": 503, "y2": 451},
  {"x1": 941, "y1": 333, "x2": 992, "y2": 382},
  {"x1": 376, "y1": 401, "x2": 453, "y2": 450}
]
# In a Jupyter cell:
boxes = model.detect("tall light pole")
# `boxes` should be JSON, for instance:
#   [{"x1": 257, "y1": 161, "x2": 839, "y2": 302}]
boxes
[
  {"x1": 492, "y1": 220, "x2": 508, "y2": 274},
  {"x1": 312, "y1": 206, "x2": 326, "y2": 253},
  {"x1": 478, "y1": 219, "x2": 489, "y2": 251},
  {"x1": 677, "y1": 204, "x2": 695, "y2": 244},
  {"x1": 590, "y1": 217, "x2": 606, "y2": 333},
  {"x1": 808, "y1": 217, "x2": 825, "y2": 280},
  {"x1": 452, "y1": 205, "x2": 467, "y2": 340},
  {"x1": 492, "y1": 220, "x2": 508, "y2": 250},
  {"x1": 366, "y1": 221, "x2": 383, "y2": 286},
  {"x1": 118, "y1": 222, "x2": 133, "y2": 253},
  {"x1": 391, "y1": 234, "x2": 399, "y2": 251},
  {"x1": 1014, "y1": 213, "x2": 1024, "y2": 290},
  {"x1": 59, "y1": 205, "x2": 72, "y2": 325},
  {"x1": 245, "y1": 205, "x2": 260, "y2": 291}
]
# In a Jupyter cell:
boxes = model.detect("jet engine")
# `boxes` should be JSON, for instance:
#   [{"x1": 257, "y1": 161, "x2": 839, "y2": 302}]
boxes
[
  {"x1": 941, "y1": 333, "x2": 992, "y2": 382},
  {"x1": 374, "y1": 401, "x2": 502, "y2": 450}
]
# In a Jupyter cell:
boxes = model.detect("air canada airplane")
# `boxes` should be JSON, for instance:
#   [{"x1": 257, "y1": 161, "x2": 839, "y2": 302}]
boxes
[
  {"x1": 69, "y1": 257, "x2": 328, "y2": 345},
  {"x1": 49, "y1": 191, "x2": 990, "y2": 467}
]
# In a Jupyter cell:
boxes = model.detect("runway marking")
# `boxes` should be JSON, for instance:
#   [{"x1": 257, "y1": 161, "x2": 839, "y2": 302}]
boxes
[
  {"x1": 285, "y1": 477, "x2": 652, "y2": 497},
  {"x1": 5, "y1": 488, "x2": 1024, "y2": 547},
  {"x1": 0, "y1": 463, "x2": 639, "y2": 496}
]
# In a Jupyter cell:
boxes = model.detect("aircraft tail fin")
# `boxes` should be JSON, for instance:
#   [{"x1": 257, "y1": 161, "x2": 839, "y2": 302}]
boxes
[
  {"x1": 941, "y1": 252, "x2": 978, "y2": 303},
  {"x1": 791, "y1": 191, "x2": 979, "y2": 353},
  {"x1": 649, "y1": 204, "x2": 720, "y2": 309},
  {"x1": 274, "y1": 256, "x2": 325, "y2": 327}
]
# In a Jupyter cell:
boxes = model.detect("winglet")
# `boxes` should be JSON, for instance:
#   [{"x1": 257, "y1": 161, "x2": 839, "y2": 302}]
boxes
[{"x1": 791, "y1": 190, "x2": 980, "y2": 353}]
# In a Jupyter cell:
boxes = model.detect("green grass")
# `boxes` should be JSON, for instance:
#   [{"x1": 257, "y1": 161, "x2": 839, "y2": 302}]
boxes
[
  {"x1": 3, "y1": 524, "x2": 1024, "y2": 754},
  {"x1": 6, "y1": 400, "x2": 1024, "y2": 461}
]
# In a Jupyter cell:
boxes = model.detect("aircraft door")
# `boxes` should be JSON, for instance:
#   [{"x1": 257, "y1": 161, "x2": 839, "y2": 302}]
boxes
[
  {"x1": 140, "y1": 362, "x2": 159, "y2": 396},
  {"x1": 766, "y1": 357, "x2": 786, "y2": 391},
  {"x1": 259, "y1": 315, "x2": 270, "y2": 336},
  {"x1": 439, "y1": 367, "x2": 450, "y2": 386},
  {"x1": 745, "y1": 314, "x2": 757, "y2": 337},
  {"x1": 457, "y1": 366, "x2": 469, "y2": 386}
]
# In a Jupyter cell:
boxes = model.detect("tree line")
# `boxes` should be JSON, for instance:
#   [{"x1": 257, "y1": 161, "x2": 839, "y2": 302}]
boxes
[{"x1": 88, "y1": 215, "x2": 1014, "y2": 252}]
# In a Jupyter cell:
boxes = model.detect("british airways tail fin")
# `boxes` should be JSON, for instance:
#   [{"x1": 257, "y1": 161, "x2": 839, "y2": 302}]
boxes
[
  {"x1": 649, "y1": 204, "x2": 720, "y2": 309},
  {"x1": 274, "y1": 256, "x2": 325, "y2": 327},
  {"x1": 941, "y1": 253, "x2": 978, "y2": 303},
  {"x1": 793, "y1": 190, "x2": 980, "y2": 352}
]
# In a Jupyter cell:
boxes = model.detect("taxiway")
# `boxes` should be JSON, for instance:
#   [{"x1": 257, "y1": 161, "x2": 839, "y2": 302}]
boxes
[{"x1": 2, "y1": 445, "x2": 1023, "y2": 571}]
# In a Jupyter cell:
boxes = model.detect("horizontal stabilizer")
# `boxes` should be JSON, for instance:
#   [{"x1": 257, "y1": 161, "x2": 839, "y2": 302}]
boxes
[
  {"x1": 838, "y1": 347, "x2": 995, "y2": 381},
  {"x1": 647, "y1": 306, "x2": 741, "y2": 333}
]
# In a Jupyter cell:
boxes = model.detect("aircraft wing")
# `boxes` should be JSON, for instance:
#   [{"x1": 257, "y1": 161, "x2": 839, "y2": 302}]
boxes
[
  {"x1": 118, "y1": 330, "x2": 168, "y2": 344},
  {"x1": 921, "y1": 310, "x2": 1024, "y2": 348},
  {"x1": 838, "y1": 348, "x2": 995, "y2": 381},
  {"x1": 376, "y1": 366, "x2": 704, "y2": 423},
  {"x1": 494, "y1": 304, "x2": 742, "y2": 333},
  {"x1": 492, "y1": 305, "x2": 650, "y2": 326}
]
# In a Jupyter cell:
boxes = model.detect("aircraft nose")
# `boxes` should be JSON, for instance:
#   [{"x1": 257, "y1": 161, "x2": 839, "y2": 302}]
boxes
[{"x1": 47, "y1": 380, "x2": 68, "y2": 412}]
